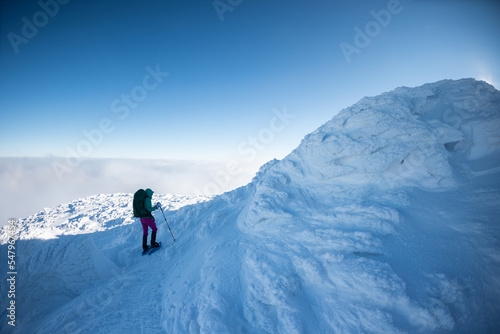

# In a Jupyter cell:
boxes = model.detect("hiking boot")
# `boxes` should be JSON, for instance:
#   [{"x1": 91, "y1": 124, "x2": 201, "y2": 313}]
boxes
[{"x1": 151, "y1": 231, "x2": 160, "y2": 248}]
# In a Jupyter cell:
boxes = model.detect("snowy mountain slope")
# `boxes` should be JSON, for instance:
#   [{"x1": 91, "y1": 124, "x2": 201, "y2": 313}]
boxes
[
  {"x1": 0, "y1": 193, "x2": 212, "y2": 243},
  {"x1": 0, "y1": 194, "x2": 212, "y2": 333},
  {"x1": 1, "y1": 79, "x2": 500, "y2": 333}
]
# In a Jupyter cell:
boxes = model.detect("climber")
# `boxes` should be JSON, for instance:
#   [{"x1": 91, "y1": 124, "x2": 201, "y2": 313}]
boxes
[{"x1": 133, "y1": 188, "x2": 161, "y2": 253}]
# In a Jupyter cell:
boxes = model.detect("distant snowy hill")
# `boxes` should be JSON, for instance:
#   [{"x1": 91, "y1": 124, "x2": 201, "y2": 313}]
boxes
[{"x1": 2, "y1": 79, "x2": 499, "y2": 333}]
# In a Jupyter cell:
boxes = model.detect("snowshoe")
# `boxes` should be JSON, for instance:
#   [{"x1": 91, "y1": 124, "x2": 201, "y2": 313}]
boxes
[{"x1": 147, "y1": 242, "x2": 162, "y2": 255}]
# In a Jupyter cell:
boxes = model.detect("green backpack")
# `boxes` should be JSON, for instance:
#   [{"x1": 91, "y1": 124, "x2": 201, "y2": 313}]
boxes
[{"x1": 133, "y1": 189, "x2": 151, "y2": 218}]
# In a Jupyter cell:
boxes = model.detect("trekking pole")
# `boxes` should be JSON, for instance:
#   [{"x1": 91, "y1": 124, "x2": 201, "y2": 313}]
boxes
[{"x1": 160, "y1": 206, "x2": 176, "y2": 242}]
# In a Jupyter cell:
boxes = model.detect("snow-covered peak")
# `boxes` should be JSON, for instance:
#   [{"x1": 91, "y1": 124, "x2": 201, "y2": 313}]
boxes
[
  {"x1": 2, "y1": 79, "x2": 499, "y2": 333},
  {"x1": 255, "y1": 78, "x2": 499, "y2": 189}
]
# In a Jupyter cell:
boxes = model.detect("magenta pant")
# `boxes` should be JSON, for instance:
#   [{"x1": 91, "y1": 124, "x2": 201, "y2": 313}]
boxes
[{"x1": 140, "y1": 217, "x2": 157, "y2": 236}]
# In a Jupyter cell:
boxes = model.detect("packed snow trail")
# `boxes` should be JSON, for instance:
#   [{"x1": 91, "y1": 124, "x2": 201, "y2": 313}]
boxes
[{"x1": 1, "y1": 79, "x2": 499, "y2": 333}]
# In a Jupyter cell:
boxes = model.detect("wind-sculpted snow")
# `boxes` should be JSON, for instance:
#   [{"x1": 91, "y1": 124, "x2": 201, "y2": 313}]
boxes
[
  {"x1": 275, "y1": 79, "x2": 499, "y2": 190},
  {"x1": 1, "y1": 79, "x2": 499, "y2": 333}
]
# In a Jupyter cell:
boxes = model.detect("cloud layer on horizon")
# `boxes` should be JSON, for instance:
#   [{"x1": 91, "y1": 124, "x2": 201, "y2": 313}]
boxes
[{"x1": 0, "y1": 157, "x2": 259, "y2": 227}]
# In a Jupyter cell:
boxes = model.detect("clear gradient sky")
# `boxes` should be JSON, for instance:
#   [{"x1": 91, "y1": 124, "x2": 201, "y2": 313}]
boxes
[
  {"x1": 1, "y1": 0, "x2": 500, "y2": 225},
  {"x1": 1, "y1": 0, "x2": 499, "y2": 161}
]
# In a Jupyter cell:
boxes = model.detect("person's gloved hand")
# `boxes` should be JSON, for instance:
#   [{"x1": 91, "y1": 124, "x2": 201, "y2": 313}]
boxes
[{"x1": 156, "y1": 202, "x2": 162, "y2": 209}]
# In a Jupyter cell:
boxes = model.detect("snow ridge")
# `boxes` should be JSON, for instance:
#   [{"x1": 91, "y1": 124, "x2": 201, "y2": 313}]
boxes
[{"x1": 1, "y1": 79, "x2": 499, "y2": 333}]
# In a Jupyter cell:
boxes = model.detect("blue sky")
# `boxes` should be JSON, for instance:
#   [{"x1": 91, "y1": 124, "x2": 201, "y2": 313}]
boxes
[
  {"x1": 1, "y1": 0, "x2": 499, "y2": 161},
  {"x1": 0, "y1": 0, "x2": 500, "y2": 223}
]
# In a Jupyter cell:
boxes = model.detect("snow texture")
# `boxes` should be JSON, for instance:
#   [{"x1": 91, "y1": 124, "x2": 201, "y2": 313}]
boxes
[{"x1": 1, "y1": 79, "x2": 500, "y2": 333}]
